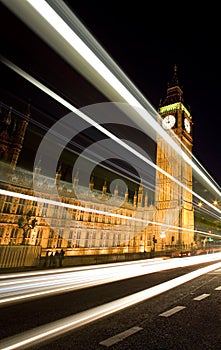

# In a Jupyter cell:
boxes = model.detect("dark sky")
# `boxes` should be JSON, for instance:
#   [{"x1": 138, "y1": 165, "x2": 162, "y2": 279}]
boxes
[
  {"x1": 0, "y1": 1, "x2": 220, "y2": 186},
  {"x1": 64, "y1": 0, "x2": 221, "y2": 186}
]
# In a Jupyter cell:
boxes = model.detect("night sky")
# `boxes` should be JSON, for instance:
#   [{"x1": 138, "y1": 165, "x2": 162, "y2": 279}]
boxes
[
  {"x1": 0, "y1": 1, "x2": 220, "y2": 186},
  {"x1": 64, "y1": 0, "x2": 221, "y2": 186}
]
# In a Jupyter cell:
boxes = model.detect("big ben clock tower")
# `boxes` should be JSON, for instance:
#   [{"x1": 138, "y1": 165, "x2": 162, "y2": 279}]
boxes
[{"x1": 154, "y1": 65, "x2": 194, "y2": 250}]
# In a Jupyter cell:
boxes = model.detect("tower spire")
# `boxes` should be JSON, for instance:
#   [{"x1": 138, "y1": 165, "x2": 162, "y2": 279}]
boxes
[
  {"x1": 168, "y1": 64, "x2": 179, "y2": 88},
  {"x1": 159, "y1": 64, "x2": 184, "y2": 107}
]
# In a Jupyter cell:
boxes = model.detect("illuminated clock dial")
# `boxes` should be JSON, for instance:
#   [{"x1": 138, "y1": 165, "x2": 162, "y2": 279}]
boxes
[
  {"x1": 184, "y1": 118, "x2": 191, "y2": 133},
  {"x1": 162, "y1": 114, "x2": 176, "y2": 130}
]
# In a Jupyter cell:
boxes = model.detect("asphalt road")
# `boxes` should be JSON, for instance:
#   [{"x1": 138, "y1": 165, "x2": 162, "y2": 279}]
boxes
[{"x1": 0, "y1": 259, "x2": 221, "y2": 350}]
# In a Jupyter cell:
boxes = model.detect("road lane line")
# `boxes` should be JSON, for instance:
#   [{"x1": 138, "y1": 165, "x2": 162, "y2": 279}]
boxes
[
  {"x1": 215, "y1": 286, "x2": 221, "y2": 290},
  {"x1": 1, "y1": 262, "x2": 221, "y2": 350},
  {"x1": 99, "y1": 326, "x2": 143, "y2": 347},
  {"x1": 159, "y1": 306, "x2": 186, "y2": 317},
  {"x1": 193, "y1": 294, "x2": 210, "y2": 301}
]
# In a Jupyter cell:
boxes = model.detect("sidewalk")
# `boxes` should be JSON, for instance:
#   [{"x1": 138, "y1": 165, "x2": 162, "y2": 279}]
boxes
[{"x1": 0, "y1": 265, "x2": 46, "y2": 274}]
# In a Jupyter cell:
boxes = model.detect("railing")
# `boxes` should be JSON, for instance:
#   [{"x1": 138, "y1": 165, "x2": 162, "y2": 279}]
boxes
[{"x1": 0, "y1": 245, "x2": 41, "y2": 268}]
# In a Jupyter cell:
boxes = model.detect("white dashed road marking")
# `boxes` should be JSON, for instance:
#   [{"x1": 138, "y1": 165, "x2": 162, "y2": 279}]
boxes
[
  {"x1": 159, "y1": 305, "x2": 186, "y2": 317},
  {"x1": 99, "y1": 326, "x2": 143, "y2": 347},
  {"x1": 215, "y1": 286, "x2": 221, "y2": 290},
  {"x1": 193, "y1": 293, "x2": 210, "y2": 301}
]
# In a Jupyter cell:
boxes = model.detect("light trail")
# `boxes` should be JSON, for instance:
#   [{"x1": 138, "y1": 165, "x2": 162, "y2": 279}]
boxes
[
  {"x1": 0, "y1": 0, "x2": 220, "y2": 248},
  {"x1": 0, "y1": 188, "x2": 182, "y2": 231},
  {"x1": 193, "y1": 201, "x2": 221, "y2": 221},
  {"x1": 0, "y1": 56, "x2": 196, "y2": 206},
  {"x1": 0, "y1": 253, "x2": 221, "y2": 306},
  {"x1": 0, "y1": 258, "x2": 221, "y2": 350},
  {"x1": 0, "y1": 2, "x2": 219, "y2": 346},
  {"x1": 174, "y1": 131, "x2": 220, "y2": 191},
  {"x1": 1, "y1": 188, "x2": 221, "y2": 238},
  {"x1": 0, "y1": 257, "x2": 165, "y2": 280},
  {"x1": 0, "y1": 0, "x2": 220, "y2": 201},
  {"x1": 0, "y1": 56, "x2": 220, "y2": 220}
]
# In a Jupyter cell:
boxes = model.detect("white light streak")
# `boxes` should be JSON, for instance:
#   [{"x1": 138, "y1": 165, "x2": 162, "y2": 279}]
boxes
[
  {"x1": 0, "y1": 56, "x2": 220, "y2": 220},
  {"x1": 1, "y1": 0, "x2": 220, "y2": 201},
  {"x1": 0, "y1": 253, "x2": 221, "y2": 306},
  {"x1": 2, "y1": 188, "x2": 220, "y2": 238},
  {"x1": 1, "y1": 259, "x2": 221, "y2": 350}
]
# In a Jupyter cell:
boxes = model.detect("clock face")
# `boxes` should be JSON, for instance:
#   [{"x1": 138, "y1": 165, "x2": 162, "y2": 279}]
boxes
[
  {"x1": 162, "y1": 114, "x2": 176, "y2": 130},
  {"x1": 184, "y1": 118, "x2": 191, "y2": 133}
]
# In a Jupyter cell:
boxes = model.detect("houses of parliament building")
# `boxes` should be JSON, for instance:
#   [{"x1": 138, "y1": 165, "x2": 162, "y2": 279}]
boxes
[{"x1": 0, "y1": 66, "x2": 195, "y2": 260}]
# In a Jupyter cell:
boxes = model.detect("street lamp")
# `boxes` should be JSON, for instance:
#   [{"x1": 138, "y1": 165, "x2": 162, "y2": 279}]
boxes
[
  {"x1": 160, "y1": 231, "x2": 166, "y2": 250},
  {"x1": 213, "y1": 200, "x2": 221, "y2": 207}
]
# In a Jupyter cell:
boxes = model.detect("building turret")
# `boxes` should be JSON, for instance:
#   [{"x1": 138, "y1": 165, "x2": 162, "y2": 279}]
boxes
[
  {"x1": 0, "y1": 102, "x2": 30, "y2": 169},
  {"x1": 73, "y1": 169, "x2": 79, "y2": 192},
  {"x1": 55, "y1": 164, "x2": 62, "y2": 187},
  {"x1": 114, "y1": 185, "x2": 118, "y2": 201},
  {"x1": 33, "y1": 158, "x2": 42, "y2": 184},
  {"x1": 137, "y1": 184, "x2": 143, "y2": 207},
  {"x1": 89, "y1": 176, "x2": 94, "y2": 193},
  {"x1": 144, "y1": 191, "x2": 148, "y2": 207},
  {"x1": 124, "y1": 188, "x2": 129, "y2": 203},
  {"x1": 102, "y1": 180, "x2": 107, "y2": 200},
  {"x1": 133, "y1": 191, "x2": 137, "y2": 207}
]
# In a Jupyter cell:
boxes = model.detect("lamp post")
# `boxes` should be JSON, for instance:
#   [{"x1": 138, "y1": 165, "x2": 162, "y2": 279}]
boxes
[
  {"x1": 160, "y1": 231, "x2": 166, "y2": 250},
  {"x1": 213, "y1": 200, "x2": 221, "y2": 208}
]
